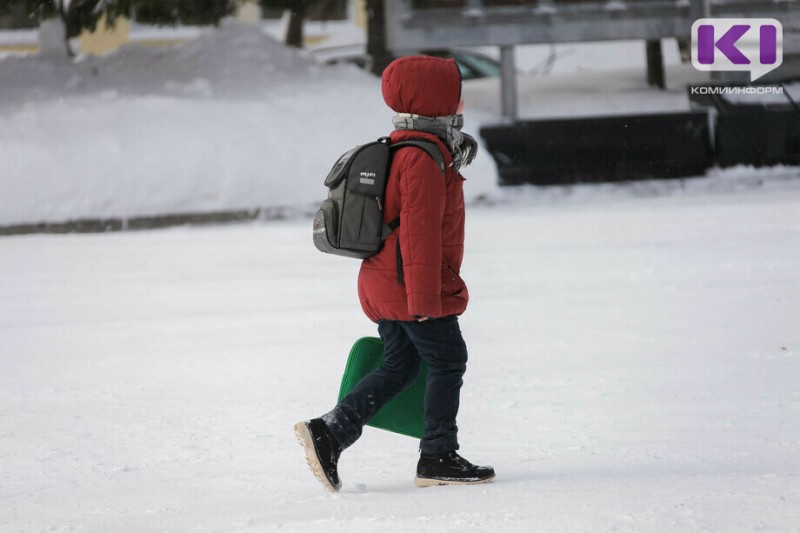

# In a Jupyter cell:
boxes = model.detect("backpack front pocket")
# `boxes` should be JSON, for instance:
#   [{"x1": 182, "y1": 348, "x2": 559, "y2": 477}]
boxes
[{"x1": 313, "y1": 199, "x2": 338, "y2": 252}]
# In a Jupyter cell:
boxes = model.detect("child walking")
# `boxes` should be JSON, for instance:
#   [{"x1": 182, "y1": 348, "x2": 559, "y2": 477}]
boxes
[{"x1": 295, "y1": 55, "x2": 494, "y2": 491}]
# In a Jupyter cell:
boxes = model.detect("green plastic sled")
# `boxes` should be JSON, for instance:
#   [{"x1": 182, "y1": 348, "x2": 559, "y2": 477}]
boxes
[{"x1": 337, "y1": 337, "x2": 428, "y2": 439}]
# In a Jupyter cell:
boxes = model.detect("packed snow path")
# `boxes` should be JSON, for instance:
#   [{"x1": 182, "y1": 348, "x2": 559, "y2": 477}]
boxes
[{"x1": 1, "y1": 183, "x2": 798, "y2": 532}]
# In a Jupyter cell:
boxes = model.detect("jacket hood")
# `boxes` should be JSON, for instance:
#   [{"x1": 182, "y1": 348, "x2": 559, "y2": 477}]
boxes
[{"x1": 381, "y1": 55, "x2": 462, "y2": 117}]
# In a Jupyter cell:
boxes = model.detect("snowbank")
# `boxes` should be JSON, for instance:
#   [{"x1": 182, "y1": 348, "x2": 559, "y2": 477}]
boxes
[
  {"x1": 0, "y1": 21, "x2": 339, "y2": 101},
  {"x1": 0, "y1": 22, "x2": 796, "y2": 229},
  {"x1": 0, "y1": 22, "x2": 498, "y2": 227}
]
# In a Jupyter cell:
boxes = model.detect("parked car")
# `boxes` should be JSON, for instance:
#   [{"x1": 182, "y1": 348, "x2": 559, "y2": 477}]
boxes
[
  {"x1": 422, "y1": 48, "x2": 502, "y2": 79},
  {"x1": 308, "y1": 44, "x2": 502, "y2": 80}
]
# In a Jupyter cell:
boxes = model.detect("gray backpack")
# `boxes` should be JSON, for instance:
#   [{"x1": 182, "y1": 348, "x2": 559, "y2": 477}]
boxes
[{"x1": 313, "y1": 136, "x2": 446, "y2": 259}]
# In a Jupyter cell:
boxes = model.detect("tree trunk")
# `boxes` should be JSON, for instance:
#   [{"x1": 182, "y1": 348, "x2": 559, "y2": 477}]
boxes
[
  {"x1": 646, "y1": 39, "x2": 664, "y2": 90},
  {"x1": 56, "y1": 0, "x2": 74, "y2": 57},
  {"x1": 366, "y1": 0, "x2": 391, "y2": 76},
  {"x1": 285, "y1": 1, "x2": 306, "y2": 48}
]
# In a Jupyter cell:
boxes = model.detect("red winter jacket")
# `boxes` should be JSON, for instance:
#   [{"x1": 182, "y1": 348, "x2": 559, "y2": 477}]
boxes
[{"x1": 357, "y1": 56, "x2": 469, "y2": 323}]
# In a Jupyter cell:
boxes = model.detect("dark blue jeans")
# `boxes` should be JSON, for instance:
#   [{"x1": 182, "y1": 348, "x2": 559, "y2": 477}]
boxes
[{"x1": 322, "y1": 316, "x2": 468, "y2": 454}]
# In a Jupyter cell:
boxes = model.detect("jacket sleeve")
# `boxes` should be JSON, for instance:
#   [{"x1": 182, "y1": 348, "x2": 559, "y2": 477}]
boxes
[{"x1": 398, "y1": 150, "x2": 446, "y2": 318}]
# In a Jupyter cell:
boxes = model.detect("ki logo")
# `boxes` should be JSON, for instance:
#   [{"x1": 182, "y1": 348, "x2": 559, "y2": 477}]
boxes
[{"x1": 691, "y1": 18, "x2": 783, "y2": 81}]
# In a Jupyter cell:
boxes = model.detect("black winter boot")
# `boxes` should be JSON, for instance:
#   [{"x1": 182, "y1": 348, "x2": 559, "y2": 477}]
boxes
[
  {"x1": 294, "y1": 418, "x2": 343, "y2": 492},
  {"x1": 415, "y1": 451, "x2": 495, "y2": 487}
]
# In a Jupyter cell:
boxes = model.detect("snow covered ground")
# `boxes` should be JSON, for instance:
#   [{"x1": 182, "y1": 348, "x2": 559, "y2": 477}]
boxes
[{"x1": 1, "y1": 178, "x2": 799, "y2": 532}]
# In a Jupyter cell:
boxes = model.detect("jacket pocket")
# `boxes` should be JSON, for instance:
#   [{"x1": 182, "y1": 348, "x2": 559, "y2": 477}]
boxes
[{"x1": 441, "y1": 264, "x2": 466, "y2": 297}]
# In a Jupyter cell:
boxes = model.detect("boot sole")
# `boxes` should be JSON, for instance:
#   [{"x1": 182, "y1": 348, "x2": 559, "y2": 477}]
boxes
[
  {"x1": 293, "y1": 421, "x2": 340, "y2": 493},
  {"x1": 415, "y1": 474, "x2": 496, "y2": 488}
]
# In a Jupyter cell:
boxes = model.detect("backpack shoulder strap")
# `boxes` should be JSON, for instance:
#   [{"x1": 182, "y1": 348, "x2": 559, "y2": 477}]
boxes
[
  {"x1": 383, "y1": 138, "x2": 448, "y2": 286},
  {"x1": 382, "y1": 138, "x2": 447, "y2": 235},
  {"x1": 389, "y1": 139, "x2": 447, "y2": 175}
]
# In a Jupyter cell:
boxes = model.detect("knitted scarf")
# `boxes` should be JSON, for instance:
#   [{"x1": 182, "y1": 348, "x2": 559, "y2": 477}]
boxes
[{"x1": 392, "y1": 113, "x2": 478, "y2": 172}]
